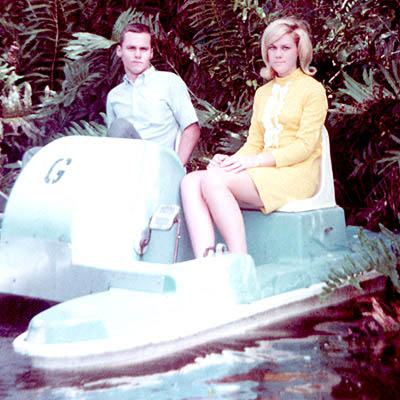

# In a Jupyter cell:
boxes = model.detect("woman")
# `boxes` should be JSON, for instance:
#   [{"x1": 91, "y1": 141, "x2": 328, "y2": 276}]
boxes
[{"x1": 181, "y1": 18, "x2": 328, "y2": 258}]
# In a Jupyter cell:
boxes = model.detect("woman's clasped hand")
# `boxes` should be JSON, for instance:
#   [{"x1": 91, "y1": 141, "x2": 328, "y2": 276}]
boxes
[{"x1": 208, "y1": 154, "x2": 259, "y2": 173}]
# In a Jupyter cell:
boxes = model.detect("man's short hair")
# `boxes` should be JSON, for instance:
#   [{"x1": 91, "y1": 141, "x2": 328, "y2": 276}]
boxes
[{"x1": 119, "y1": 23, "x2": 153, "y2": 46}]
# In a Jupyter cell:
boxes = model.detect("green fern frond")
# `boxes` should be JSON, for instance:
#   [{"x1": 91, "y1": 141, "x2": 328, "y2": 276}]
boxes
[
  {"x1": 110, "y1": 8, "x2": 147, "y2": 43},
  {"x1": 233, "y1": 0, "x2": 266, "y2": 21},
  {"x1": 33, "y1": 60, "x2": 102, "y2": 119},
  {"x1": 321, "y1": 226, "x2": 400, "y2": 300},
  {"x1": 64, "y1": 8, "x2": 151, "y2": 61},
  {"x1": 61, "y1": 71, "x2": 102, "y2": 107},
  {"x1": 0, "y1": 58, "x2": 24, "y2": 92},
  {"x1": 64, "y1": 33, "x2": 116, "y2": 60},
  {"x1": 180, "y1": 0, "x2": 264, "y2": 98},
  {"x1": 64, "y1": 58, "x2": 100, "y2": 88},
  {"x1": 332, "y1": 59, "x2": 400, "y2": 114},
  {"x1": 0, "y1": 115, "x2": 42, "y2": 143},
  {"x1": 63, "y1": 118, "x2": 107, "y2": 137},
  {"x1": 379, "y1": 63, "x2": 400, "y2": 95},
  {"x1": 19, "y1": 0, "x2": 86, "y2": 91},
  {"x1": 340, "y1": 71, "x2": 378, "y2": 103}
]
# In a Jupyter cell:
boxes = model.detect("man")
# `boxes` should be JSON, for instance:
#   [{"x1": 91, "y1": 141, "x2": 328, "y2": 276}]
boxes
[{"x1": 106, "y1": 23, "x2": 200, "y2": 167}]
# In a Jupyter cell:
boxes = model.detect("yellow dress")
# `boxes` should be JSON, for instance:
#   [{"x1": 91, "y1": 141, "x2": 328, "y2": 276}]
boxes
[{"x1": 237, "y1": 68, "x2": 328, "y2": 213}]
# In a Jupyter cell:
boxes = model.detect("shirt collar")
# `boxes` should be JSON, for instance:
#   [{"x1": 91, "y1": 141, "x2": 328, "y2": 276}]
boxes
[{"x1": 123, "y1": 65, "x2": 156, "y2": 86}]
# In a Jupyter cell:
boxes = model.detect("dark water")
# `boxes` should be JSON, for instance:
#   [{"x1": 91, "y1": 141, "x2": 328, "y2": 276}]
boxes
[{"x1": 1, "y1": 294, "x2": 400, "y2": 400}]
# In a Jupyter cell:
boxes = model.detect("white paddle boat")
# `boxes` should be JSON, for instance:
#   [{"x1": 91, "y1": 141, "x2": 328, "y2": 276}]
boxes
[{"x1": 0, "y1": 129, "x2": 382, "y2": 371}]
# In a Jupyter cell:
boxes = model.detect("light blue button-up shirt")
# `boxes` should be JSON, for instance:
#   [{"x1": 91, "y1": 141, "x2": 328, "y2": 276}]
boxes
[{"x1": 106, "y1": 66, "x2": 198, "y2": 151}]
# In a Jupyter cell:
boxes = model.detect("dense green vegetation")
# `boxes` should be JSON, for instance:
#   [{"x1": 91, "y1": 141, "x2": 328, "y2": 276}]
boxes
[{"x1": 1, "y1": 0, "x2": 399, "y2": 231}]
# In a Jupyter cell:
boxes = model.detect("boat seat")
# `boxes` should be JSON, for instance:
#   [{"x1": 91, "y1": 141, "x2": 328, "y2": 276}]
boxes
[
  {"x1": 238, "y1": 127, "x2": 348, "y2": 266},
  {"x1": 277, "y1": 126, "x2": 336, "y2": 212}
]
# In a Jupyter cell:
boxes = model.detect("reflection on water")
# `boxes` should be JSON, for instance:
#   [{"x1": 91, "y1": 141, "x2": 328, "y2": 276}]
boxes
[{"x1": 1, "y1": 294, "x2": 399, "y2": 399}]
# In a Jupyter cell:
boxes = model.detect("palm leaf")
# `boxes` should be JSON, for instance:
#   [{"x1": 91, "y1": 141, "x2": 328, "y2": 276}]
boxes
[{"x1": 64, "y1": 33, "x2": 116, "y2": 60}]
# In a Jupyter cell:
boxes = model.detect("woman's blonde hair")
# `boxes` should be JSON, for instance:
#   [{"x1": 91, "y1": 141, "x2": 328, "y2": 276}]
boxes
[{"x1": 260, "y1": 18, "x2": 316, "y2": 80}]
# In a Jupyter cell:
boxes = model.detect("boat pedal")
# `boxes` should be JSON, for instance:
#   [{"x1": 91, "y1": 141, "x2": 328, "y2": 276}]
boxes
[{"x1": 149, "y1": 204, "x2": 180, "y2": 231}]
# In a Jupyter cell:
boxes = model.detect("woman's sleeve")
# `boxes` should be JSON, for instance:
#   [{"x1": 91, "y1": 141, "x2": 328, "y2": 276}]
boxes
[
  {"x1": 235, "y1": 89, "x2": 265, "y2": 156},
  {"x1": 269, "y1": 83, "x2": 328, "y2": 167}
]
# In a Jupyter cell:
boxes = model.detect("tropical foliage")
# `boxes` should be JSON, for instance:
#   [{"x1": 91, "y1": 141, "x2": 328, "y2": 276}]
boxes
[
  {"x1": 0, "y1": 0, "x2": 400, "y2": 232},
  {"x1": 321, "y1": 224, "x2": 400, "y2": 300}
]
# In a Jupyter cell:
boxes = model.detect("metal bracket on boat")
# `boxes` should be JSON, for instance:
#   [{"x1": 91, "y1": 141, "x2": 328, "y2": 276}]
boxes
[{"x1": 137, "y1": 204, "x2": 181, "y2": 263}]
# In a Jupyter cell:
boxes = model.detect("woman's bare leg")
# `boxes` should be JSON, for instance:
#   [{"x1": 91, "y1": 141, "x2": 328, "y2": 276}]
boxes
[
  {"x1": 201, "y1": 168, "x2": 263, "y2": 254},
  {"x1": 180, "y1": 171, "x2": 216, "y2": 258}
]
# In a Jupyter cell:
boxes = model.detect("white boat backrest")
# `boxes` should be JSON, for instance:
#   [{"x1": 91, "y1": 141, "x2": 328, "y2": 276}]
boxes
[{"x1": 277, "y1": 126, "x2": 336, "y2": 212}]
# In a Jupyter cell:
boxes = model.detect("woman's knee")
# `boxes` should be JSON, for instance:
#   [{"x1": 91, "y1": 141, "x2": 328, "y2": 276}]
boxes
[
  {"x1": 201, "y1": 168, "x2": 230, "y2": 193},
  {"x1": 181, "y1": 171, "x2": 204, "y2": 194}
]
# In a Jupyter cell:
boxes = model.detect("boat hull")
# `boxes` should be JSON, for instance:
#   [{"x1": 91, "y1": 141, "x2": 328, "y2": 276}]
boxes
[{"x1": 14, "y1": 271, "x2": 385, "y2": 371}]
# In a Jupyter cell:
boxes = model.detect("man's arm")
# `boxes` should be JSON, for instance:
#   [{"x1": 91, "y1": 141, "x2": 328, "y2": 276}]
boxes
[
  {"x1": 105, "y1": 94, "x2": 115, "y2": 130},
  {"x1": 177, "y1": 122, "x2": 201, "y2": 167}
]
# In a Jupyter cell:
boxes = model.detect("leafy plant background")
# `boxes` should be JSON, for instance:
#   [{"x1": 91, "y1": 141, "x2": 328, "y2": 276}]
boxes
[{"x1": 1, "y1": 0, "x2": 400, "y2": 232}]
